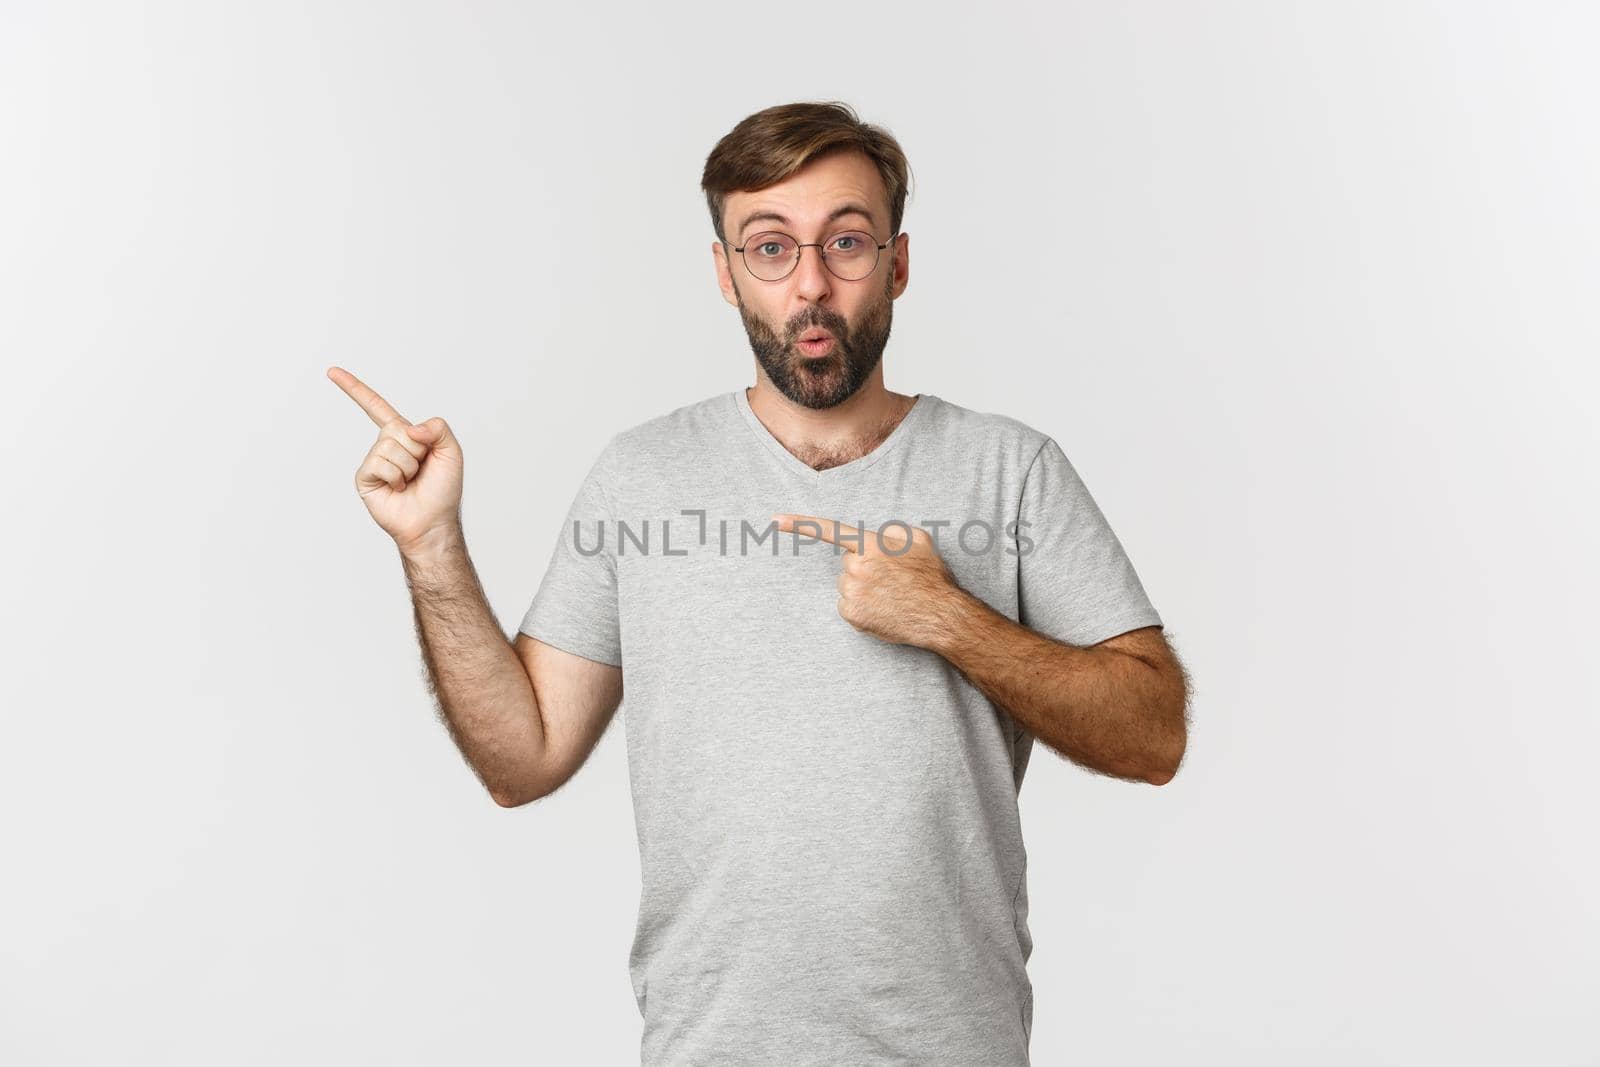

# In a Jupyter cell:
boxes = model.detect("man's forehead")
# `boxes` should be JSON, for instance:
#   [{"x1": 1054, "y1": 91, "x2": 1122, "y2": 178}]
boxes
[
  {"x1": 732, "y1": 200, "x2": 881, "y2": 239},
  {"x1": 725, "y1": 153, "x2": 890, "y2": 238}
]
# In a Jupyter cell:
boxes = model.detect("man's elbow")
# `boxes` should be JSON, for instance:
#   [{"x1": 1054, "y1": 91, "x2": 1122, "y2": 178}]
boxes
[
  {"x1": 1144, "y1": 735, "x2": 1185, "y2": 785},
  {"x1": 492, "y1": 788, "x2": 532, "y2": 808},
  {"x1": 489, "y1": 774, "x2": 553, "y2": 808},
  {"x1": 1145, "y1": 758, "x2": 1181, "y2": 787},
  {"x1": 1144, "y1": 691, "x2": 1189, "y2": 786},
  {"x1": 491, "y1": 779, "x2": 557, "y2": 807}
]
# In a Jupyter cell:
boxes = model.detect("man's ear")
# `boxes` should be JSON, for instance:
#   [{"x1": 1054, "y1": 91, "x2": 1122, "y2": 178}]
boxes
[
  {"x1": 889, "y1": 231, "x2": 910, "y2": 300},
  {"x1": 713, "y1": 240, "x2": 739, "y2": 307}
]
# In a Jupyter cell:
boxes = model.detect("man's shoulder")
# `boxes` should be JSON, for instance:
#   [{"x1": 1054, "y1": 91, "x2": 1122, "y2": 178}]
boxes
[
  {"x1": 594, "y1": 390, "x2": 737, "y2": 461},
  {"x1": 577, "y1": 392, "x2": 739, "y2": 495},
  {"x1": 918, "y1": 393, "x2": 1053, "y2": 463}
]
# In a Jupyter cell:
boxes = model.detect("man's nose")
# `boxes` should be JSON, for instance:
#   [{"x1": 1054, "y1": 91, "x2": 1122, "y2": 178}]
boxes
[{"x1": 792, "y1": 244, "x2": 832, "y2": 300}]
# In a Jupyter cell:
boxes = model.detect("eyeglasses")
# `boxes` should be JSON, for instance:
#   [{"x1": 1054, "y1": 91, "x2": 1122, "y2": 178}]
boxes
[{"x1": 727, "y1": 229, "x2": 898, "y2": 282}]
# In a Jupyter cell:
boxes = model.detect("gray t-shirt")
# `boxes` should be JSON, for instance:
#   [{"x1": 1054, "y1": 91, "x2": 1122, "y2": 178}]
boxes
[{"x1": 519, "y1": 388, "x2": 1162, "y2": 1066}]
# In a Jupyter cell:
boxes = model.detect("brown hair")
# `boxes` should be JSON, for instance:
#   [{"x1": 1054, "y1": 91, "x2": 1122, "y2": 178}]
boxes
[{"x1": 701, "y1": 101, "x2": 914, "y2": 246}]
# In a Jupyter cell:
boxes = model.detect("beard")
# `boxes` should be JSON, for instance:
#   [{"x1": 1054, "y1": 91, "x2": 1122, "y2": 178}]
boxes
[{"x1": 732, "y1": 268, "x2": 896, "y2": 410}]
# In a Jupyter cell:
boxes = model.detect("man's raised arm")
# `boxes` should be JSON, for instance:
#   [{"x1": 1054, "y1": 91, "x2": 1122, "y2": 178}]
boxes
[{"x1": 327, "y1": 366, "x2": 621, "y2": 806}]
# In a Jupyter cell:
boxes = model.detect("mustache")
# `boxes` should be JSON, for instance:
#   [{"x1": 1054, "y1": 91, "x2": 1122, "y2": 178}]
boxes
[{"x1": 787, "y1": 317, "x2": 845, "y2": 340}]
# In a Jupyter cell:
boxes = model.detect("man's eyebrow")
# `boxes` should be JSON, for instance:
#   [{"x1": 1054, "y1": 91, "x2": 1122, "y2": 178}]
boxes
[{"x1": 736, "y1": 203, "x2": 879, "y2": 241}]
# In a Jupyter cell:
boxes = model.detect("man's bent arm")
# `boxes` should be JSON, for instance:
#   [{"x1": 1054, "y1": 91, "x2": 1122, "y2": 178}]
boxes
[
  {"x1": 399, "y1": 526, "x2": 548, "y2": 806},
  {"x1": 927, "y1": 591, "x2": 1189, "y2": 785}
]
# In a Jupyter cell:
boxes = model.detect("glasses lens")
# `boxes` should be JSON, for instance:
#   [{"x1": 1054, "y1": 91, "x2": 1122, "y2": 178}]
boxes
[
  {"x1": 744, "y1": 232, "x2": 798, "y2": 281},
  {"x1": 823, "y1": 231, "x2": 879, "y2": 280},
  {"x1": 740, "y1": 231, "x2": 883, "y2": 281}
]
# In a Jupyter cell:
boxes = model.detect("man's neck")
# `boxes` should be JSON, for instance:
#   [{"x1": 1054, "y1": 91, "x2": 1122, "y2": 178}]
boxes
[{"x1": 745, "y1": 377, "x2": 918, "y2": 472}]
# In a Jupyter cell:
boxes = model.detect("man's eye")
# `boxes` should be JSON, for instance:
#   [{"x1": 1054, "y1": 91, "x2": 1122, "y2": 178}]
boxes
[
  {"x1": 757, "y1": 243, "x2": 784, "y2": 257},
  {"x1": 832, "y1": 236, "x2": 858, "y2": 251}
]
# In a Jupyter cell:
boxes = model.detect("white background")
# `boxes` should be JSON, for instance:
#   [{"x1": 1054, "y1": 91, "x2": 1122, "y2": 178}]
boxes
[{"x1": 4, "y1": 1, "x2": 1595, "y2": 1063}]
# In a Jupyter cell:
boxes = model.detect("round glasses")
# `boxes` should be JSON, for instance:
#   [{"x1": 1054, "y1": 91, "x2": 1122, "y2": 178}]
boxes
[{"x1": 729, "y1": 229, "x2": 897, "y2": 282}]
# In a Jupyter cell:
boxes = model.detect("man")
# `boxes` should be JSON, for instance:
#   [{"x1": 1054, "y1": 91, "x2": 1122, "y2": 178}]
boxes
[{"x1": 329, "y1": 100, "x2": 1188, "y2": 1066}]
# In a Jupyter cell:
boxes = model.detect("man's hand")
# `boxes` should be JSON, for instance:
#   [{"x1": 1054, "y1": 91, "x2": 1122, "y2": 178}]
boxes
[
  {"x1": 328, "y1": 366, "x2": 465, "y2": 558},
  {"x1": 774, "y1": 511, "x2": 1187, "y2": 784},
  {"x1": 771, "y1": 513, "x2": 968, "y2": 649}
]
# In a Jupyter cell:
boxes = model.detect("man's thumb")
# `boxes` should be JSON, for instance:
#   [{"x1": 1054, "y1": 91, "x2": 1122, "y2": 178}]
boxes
[{"x1": 406, "y1": 417, "x2": 457, "y2": 450}]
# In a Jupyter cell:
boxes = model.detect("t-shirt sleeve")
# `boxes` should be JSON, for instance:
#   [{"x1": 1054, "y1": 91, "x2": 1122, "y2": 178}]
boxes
[
  {"x1": 1015, "y1": 436, "x2": 1163, "y2": 647},
  {"x1": 517, "y1": 444, "x2": 623, "y2": 667}
]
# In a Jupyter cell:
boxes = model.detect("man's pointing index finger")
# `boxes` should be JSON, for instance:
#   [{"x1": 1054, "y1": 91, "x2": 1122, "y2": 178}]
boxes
[
  {"x1": 327, "y1": 365, "x2": 408, "y2": 428},
  {"x1": 772, "y1": 513, "x2": 863, "y2": 553}
]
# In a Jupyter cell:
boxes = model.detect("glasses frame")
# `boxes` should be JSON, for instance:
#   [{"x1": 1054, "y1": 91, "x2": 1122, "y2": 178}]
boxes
[{"x1": 726, "y1": 228, "x2": 900, "y2": 283}]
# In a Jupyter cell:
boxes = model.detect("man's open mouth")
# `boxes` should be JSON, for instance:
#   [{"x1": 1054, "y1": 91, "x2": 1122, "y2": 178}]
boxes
[{"x1": 797, "y1": 332, "x2": 835, "y2": 355}]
